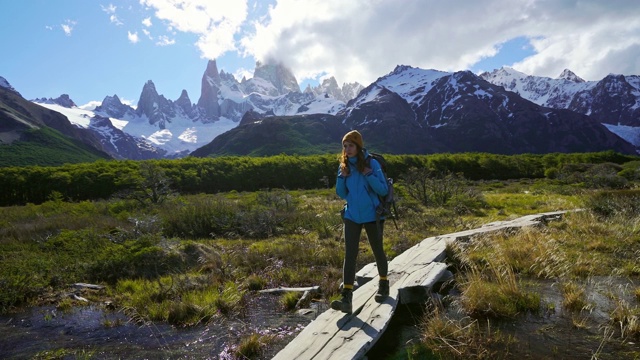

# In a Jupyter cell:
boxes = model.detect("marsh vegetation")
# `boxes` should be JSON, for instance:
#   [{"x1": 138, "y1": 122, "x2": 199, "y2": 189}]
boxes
[{"x1": 1, "y1": 153, "x2": 639, "y2": 359}]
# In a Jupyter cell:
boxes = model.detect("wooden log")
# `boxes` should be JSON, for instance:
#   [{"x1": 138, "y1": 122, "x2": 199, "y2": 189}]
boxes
[
  {"x1": 72, "y1": 283, "x2": 105, "y2": 290},
  {"x1": 258, "y1": 286, "x2": 320, "y2": 294}
]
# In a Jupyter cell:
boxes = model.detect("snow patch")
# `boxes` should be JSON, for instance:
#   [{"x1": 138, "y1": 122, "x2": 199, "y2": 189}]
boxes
[{"x1": 603, "y1": 123, "x2": 640, "y2": 147}]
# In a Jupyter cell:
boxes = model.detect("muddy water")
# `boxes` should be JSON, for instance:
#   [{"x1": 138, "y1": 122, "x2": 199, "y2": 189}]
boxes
[{"x1": 0, "y1": 294, "x2": 313, "y2": 359}]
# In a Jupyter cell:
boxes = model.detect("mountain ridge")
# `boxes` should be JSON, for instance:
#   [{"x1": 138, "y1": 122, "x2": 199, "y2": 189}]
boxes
[{"x1": 2, "y1": 62, "x2": 639, "y2": 163}]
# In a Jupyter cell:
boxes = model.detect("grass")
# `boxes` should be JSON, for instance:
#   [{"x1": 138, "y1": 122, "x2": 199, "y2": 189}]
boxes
[
  {"x1": 1, "y1": 177, "x2": 640, "y2": 358},
  {"x1": 417, "y1": 188, "x2": 640, "y2": 358}
]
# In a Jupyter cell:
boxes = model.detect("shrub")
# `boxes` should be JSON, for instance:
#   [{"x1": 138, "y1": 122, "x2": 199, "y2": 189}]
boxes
[
  {"x1": 402, "y1": 168, "x2": 484, "y2": 209},
  {"x1": 585, "y1": 190, "x2": 640, "y2": 218}
]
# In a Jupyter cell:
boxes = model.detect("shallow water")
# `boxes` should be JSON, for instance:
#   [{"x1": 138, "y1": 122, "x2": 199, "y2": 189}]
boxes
[
  {"x1": 1, "y1": 278, "x2": 638, "y2": 359},
  {"x1": 368, "y1": 277, "x2": 640, "y2": 359},
  {"x1": 0, "y1": 294, "x2": 313, "y2": 359}
]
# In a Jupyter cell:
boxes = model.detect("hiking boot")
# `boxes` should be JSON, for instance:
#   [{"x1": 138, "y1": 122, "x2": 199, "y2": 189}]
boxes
[
  {"x1": 375, "y1": 279, "x2": 389, "y2": 302},
  {"x1": 331, "y1": 289, "x2": 353, "y2": 314}
]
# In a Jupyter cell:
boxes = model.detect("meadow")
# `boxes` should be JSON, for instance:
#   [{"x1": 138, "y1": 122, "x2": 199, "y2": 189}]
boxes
[{"x1": 1, "y1": 153, "x2": 639, "y2": 359}]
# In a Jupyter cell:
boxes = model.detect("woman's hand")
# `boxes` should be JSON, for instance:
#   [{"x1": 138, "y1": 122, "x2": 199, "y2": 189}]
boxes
[{"x1": 340, "y1": 164, "x2": 350, "y2": 177}]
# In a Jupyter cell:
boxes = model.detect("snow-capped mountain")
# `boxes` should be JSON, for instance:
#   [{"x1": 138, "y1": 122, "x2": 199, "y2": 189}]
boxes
[
  {"x1": 481, "y1": 67, "x2": 640, "y2": 146},
  {"x1": 29, "y1": 60, "x2": 363, "y2": 159},
  {"x1": 0, "y1": 76, "x2": 19, "y2": 95},
  {"x1": 10, "y1": 60, "x2": 640, "y2": 159},
  {"x1": 342, "y1": 66, "x2": 635, "y2": 154},
  {"x1": 35, "y1": 100, "x2": 166, "y2": 160},
  {"x1": 201, "y1": 65, "x2": 636, "y2": 156}
]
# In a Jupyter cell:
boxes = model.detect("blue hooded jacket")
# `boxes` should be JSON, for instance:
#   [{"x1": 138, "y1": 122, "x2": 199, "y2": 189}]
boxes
[{"x1": 336, "y1": 149, "x2": 389, "y2": 224}]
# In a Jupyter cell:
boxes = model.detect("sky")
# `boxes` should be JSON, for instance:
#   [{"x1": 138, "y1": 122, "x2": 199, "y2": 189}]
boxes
[{"x1": 1, "y1": 0, "x2": 639, "y2": 108}]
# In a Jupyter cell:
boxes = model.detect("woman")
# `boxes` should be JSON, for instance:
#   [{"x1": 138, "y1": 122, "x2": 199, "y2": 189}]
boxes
[{"x1": 331, "y1": 130, "x2": 389, "y2": 314}]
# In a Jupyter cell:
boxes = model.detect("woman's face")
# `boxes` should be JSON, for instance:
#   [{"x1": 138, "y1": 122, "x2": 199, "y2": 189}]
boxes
[{"x1": 343, "y1": 141, "x2": 358, "y2": 158}]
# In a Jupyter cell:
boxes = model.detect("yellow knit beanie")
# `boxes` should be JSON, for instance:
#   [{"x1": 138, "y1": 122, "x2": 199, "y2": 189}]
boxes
[{"x1": 342, "y1": 130, "x2": 364, "y2": 149}]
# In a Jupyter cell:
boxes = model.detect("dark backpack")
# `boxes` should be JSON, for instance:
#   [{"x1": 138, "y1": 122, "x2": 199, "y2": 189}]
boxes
[{"x1": 366, "y1": 152, "x2": 398, "y2": 229}]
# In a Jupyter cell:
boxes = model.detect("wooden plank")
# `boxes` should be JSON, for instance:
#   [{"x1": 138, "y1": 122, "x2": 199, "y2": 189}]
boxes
[
  {"x1": 308, "y1": 279, "x2": 388, "y2": 360},
  {"x1": 272, "y1": 279, "x2": 378, "y2": 360},
  {"x1": 397, "y1": 262, "x2": 449, "y2": 304}
]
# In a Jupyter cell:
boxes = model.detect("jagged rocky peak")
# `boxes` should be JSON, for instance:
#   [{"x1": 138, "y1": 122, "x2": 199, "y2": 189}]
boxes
[
  {"x1": 138, "y1": 80, "x2": 162, "y2": 109},
  {"x1": 0, "y1": 76, "x2": 19, "y2": 95},
  {"x1": 33, "y1": 94, "x2": 77, "y2": 108},
  {"x1": 95, "y1": 94, "x2": 134, "y2": 118},
  {"x1": 319, "y1": 76, "x2": 340, "y2": 96},
  {"x1": 558, "y1": 69, "x2": 585, "y2": 83},
  {"x1": 390, "y1": 65, "x2": 415, "y2": 75},
  {"x1": 102, "y1": 94, "x2": 124, "y2": 107},
  {"x1": 140, "y1": 80, "x2": 159, "y2": 97},
  {"x1": 198, "y1": 60, "x2": 222, "y2": 120},
  {"x1": 176, "y1": 89, "x2": 191, "y2": 105},
  {"x1": 482, "y1": 66, "x2": 528, "y2": 80},
  {"x1": 203, "y1": 59, "x2": 222, "y2": 86},
  {"x1": 253, "y1": 60, "x2": 301, "y2": 94},
  {"x1": 136, "y1": 80, "x2": 174, "y2": 126},
  {"x1": 341, "y1": 81, "x2": 364, "y2": 100},
  {"x1": 175, "y1": 89, "x2": 199, "y2": 119}
]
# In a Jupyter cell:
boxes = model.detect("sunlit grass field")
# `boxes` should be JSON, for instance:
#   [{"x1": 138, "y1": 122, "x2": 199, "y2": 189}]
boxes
[{"x1": 1, "y1": 174, "x2": 639, "y2": 358}]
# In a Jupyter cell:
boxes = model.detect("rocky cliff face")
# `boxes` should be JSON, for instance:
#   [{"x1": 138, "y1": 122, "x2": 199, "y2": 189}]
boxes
[
  {"x1": 197, "y1": 60, "x2": 222, "y2": 120},
  {"x1": 252, "y1": 61, "x2": 301, "y2": 95},
  {"x1": 95, "y1": 95, "x2": 137, "y2": 119},
  {"x1": 569, "y1": 74, "x2": 640, "y2": 126},
  {"x1": 32, "y1": 94, "x2": 77, "y2": 108},
  {"x1": 136, "y1": 80, "x2": 176, "y2": 128}
]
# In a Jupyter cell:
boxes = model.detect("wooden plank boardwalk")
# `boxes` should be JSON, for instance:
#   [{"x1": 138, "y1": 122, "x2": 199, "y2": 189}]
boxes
[{"x1": 272, "y1": 211, "x2": 567, "y2": 360}]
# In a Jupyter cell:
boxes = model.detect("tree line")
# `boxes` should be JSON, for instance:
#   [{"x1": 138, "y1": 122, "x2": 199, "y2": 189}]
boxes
[{"x1": 0, "y1": 151, "x2": 636, "y2": 206}]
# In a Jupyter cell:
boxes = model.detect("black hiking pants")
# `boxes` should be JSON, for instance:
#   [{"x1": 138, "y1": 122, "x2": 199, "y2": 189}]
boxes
[{"x1": 342, "y1": 218, "x2": 388, "y2": 287}]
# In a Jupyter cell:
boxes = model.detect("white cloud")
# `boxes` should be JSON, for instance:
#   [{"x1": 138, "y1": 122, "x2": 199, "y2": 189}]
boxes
[
  {"x1": 233, "y1": 67, "x2": 253, "y2": 82},
  {"x1": 142, "y1": 17, "x2": 152, "y2": 27},
  {"x1": 128, "y1": 31, "x2": 139, "y2": 43},
  {"x1": 235, "y1": 0, "x2": 640, "y2": 84},
  {"x1": 101, "y1": 4, "x2": 117, "y2": 14},
  {"x1": 102, "y1": 4, "x2": 123, "y2": 25},
  {"x1": 133, "y1": 0, "x2": 640, "y2": 85},
  {"x1": 110, "y1": 15, "x2": 123, "y2": 26},
  {"x1": 156, "y1": 35, "x2": 175, "y2": 46},
  {"x1": 140, "y1": 0, "x2": 248, "y2": 57},
  {"x1": 61, "y1": 19, "x2": 76, "y2": 36},
  {"x1": 78, "y1": 100, "x2": 102, "y2": 111}
]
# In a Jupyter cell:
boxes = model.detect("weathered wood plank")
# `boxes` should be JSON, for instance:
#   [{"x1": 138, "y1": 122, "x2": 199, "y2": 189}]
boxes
[
  {"x1": 397, "y1": 262, "x2": 449, "y2": 304},
  {"x1": 272, "y1": 280, "x2": 378, "y2": 360}
]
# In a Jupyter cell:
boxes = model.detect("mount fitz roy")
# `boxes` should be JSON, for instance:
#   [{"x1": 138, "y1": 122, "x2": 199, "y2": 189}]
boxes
[
  {"x1": 1, "y1": 60, "x2": 639, "y2": 160},
  {"x1": 23, "y1": 60, "x2": 364, "y2": 160}
]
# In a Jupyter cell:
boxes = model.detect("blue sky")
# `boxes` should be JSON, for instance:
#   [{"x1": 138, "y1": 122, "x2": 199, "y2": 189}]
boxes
[{"x1": 1, "y1": 0, "x2": 639, "y2": 107}]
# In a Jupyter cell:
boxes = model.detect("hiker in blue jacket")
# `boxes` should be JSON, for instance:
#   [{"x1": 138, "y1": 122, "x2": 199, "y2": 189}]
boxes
[{"x1": 331, "y1": 130, "x2": 389, "y2": 314}]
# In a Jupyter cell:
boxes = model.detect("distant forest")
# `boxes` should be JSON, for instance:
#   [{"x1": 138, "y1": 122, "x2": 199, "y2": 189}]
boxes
[{"x1": 0, "y1": 151, "x2": 637, "y2": 206}]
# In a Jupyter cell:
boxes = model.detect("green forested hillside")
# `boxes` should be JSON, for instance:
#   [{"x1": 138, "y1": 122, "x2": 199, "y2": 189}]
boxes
[
  {"x1": 0, "y1": 127, "x2": 110, "y2": 167},
  {"x1": 190, "y1": 115, "x2": 347, "y2": 157}
]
